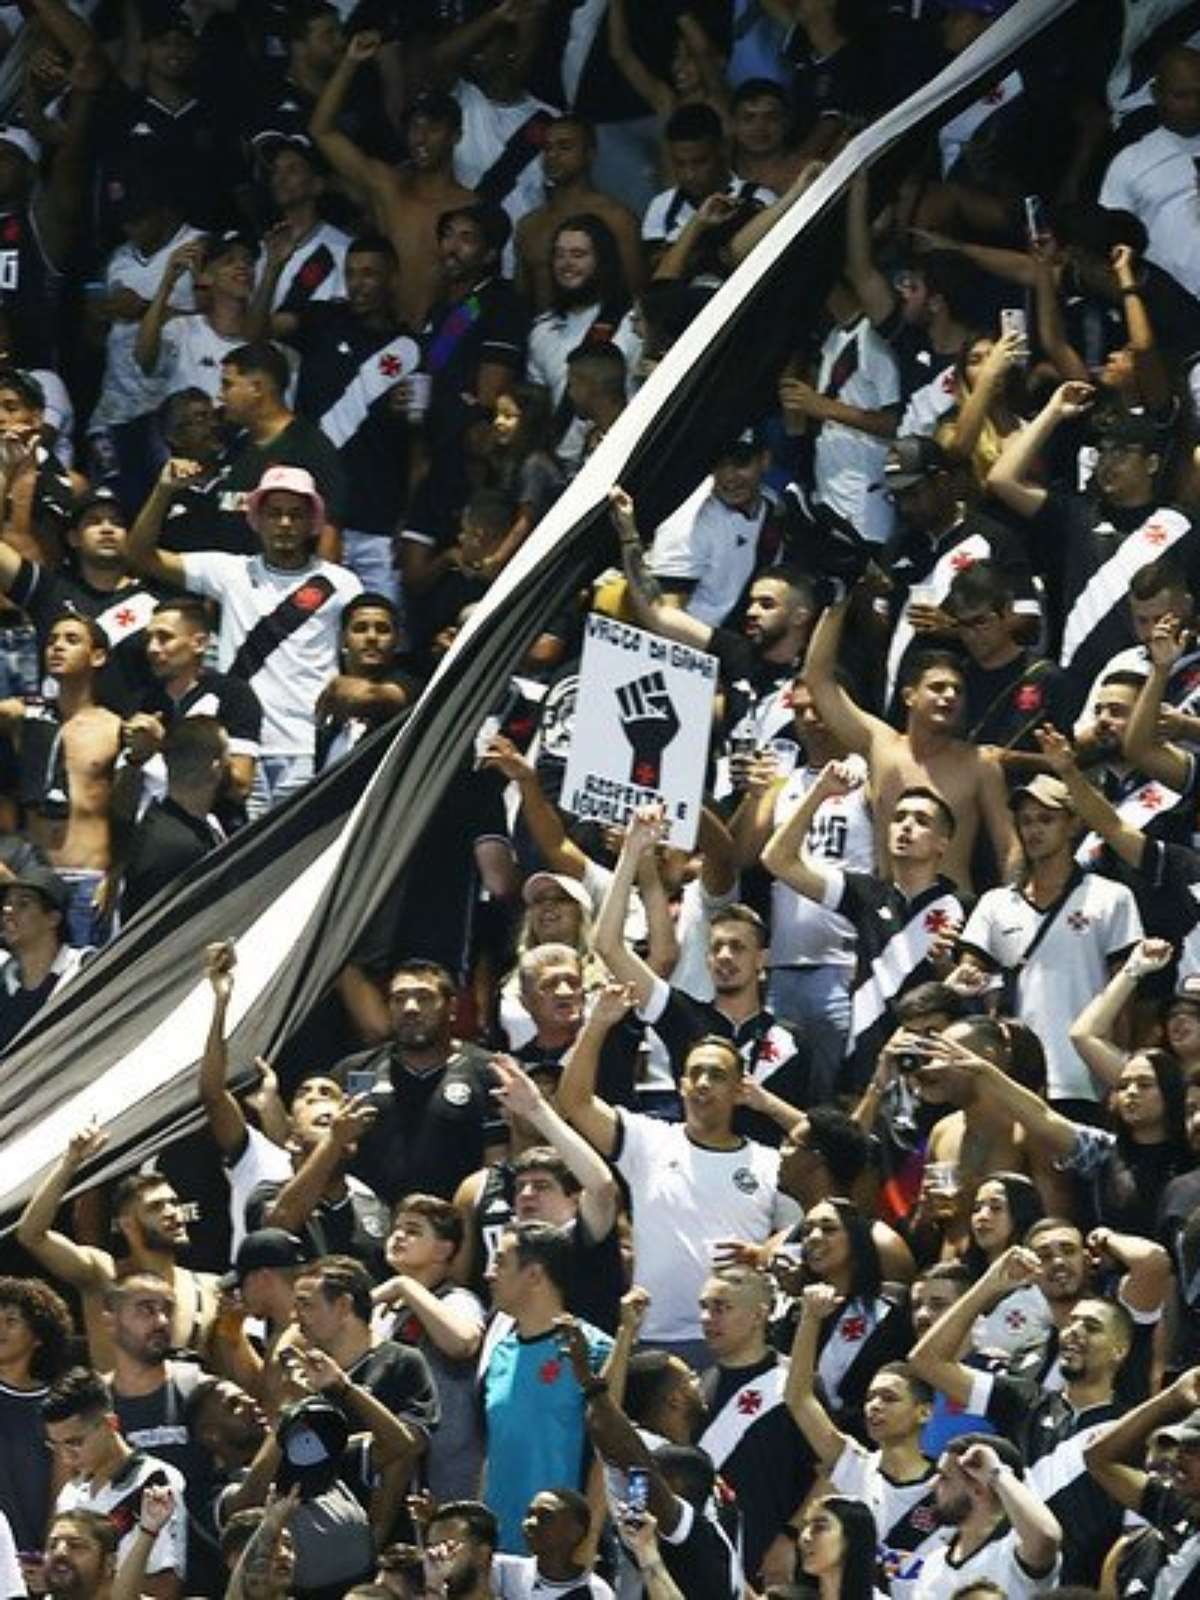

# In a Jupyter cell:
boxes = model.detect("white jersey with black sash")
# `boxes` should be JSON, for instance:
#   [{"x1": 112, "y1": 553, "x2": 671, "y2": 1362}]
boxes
[
  {"x1": 828, "y1": 1438, "x2": 943, "y2": 1600},
  {"x1": 819, "y1": 868, "x2": 968, "y2": 1088},
  {"x1": 178, "y1": 551, "x2": 362, "y2": 758},
  {"x1": 698, "y1": 1353, "x2": 814, "y2": 1580}
]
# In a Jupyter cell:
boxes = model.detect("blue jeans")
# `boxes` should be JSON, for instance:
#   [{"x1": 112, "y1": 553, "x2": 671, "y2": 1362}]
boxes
[
  {"x1": 767, "y1": 965, "x2": 852, "y2": 1104},
  {"x1": 342, "y1": 529, "x2": 400, "y2": 608},
  {"x1": 249, "y1": 754, "x2": 314, "y2": 820},
  {"x1": 57, "y1": 867, "x2": 110, "y2": 948}
]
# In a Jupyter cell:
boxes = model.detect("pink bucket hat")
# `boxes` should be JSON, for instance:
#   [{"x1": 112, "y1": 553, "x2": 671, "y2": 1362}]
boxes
[{"x1": 244, "y1": 465, "x2": 326, "y2": 536}]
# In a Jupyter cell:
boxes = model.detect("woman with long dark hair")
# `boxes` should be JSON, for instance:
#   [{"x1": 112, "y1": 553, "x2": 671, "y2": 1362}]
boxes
[
  {"x1": 960, "y1": 1171, "x2": 1050, "y2": 1358},
  {"x1": 797, "y1": 1495, "x2": 885, "y2": 1598}
]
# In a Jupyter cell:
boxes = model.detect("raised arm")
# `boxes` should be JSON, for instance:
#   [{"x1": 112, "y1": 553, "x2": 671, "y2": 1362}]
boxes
[
  {"x1": 1084, "y1": 1366, "x2": 1200, "y2": 1512},
  {"x1": 762, "y1": 759, "x2": 859, "y2": 902},
  {"x1": 34, "y1": 33, "x2": 107, "y2": 268},
  {"x1": 261, "y1": 1098, "x2": 377, "y2": 1235},
  {"x1": 1031, "y1": 250, "x2": 1089, "y2": 385},
  {"x1": 1124, "y1": 615, "x2": 1194, "y2": 790},
  {"x1": 611, "y1": 487, "x2": 715, "y2": 653},
  {"x1": 784, "y1": 1285, "x2": 851, "y2": 1470},
  {"x1": 373, "y1": 1273, "x2": 482, "y2": 1363},
  {"x1": 1090, "y1": 1225, "x2": 1172, "y2": 1318},
  {"x1": 802, "y1": 591, "x2": 884, "y2": 756},
  {"x1": 602, "y1": 1287, "x2": 650, "y2": 1405},
  {"x1": 1069, "y1": 939, "x2": 1172, "y2": 1088},
  {"x1": 844, "y1": 170, "x2": 895, "y2": 328},
  {"x1": 1111, "y1": 244, "x2": 1171, "y2": 413},
  {"x1": 917, "y1": 1030, "x2": 1081, "y2": 1161},
  {"x1": 910, "y1": 1245, "x2": 1041, "y2": 1405},
  {"x1": 134, "y1": 237, "x2": 204, "y2": 376},
  {"x1": 112, "y1": 1485, "x2": 175, "y2": 1600},
  {"x1": 125, "y1": 458, "x2": 193, "y2": 589},
  {"x1": 225, "y1": 1489, "x2": 298, "y2": 1600},
  {"x1": 986, "y1": 380, "x2": 1093, "y2": 519},
  {"x1": 939, "y1": 331, "x2": 1024, "y2": 465},
  {"x1": 728, "y1": 161, "x2": 824, "y2": 267},
  {"x1": 492, "y1": 1056, "x2": 619, "y2": 1239},
  {"x1": 309, "y1": 34, "x2": 389, "y2": 205},
  {"x1": 557, "y1": 983, "x2": 629, "y2": 1159},
  {"x1": 606, "y1": 0, "x2": 672, "y2": 117},
  {"x1": 960, "y1": 1439, "x2": 1061, "y2": 1573},
  {"x1": 15, "y1": 1124, "x2": 113, "y2": 1288},
  {"x1": 199, "y1": 941, "x2": 248, "y2": 1157},
  {"x1": 977, "y1": 747, "x2": 1021, "y2": 882},
  {"x1": 479, "y1": 733, "x2": 590, "y2": 878},
  {"x1": 1035, "y1": 724, "x2": 1149, "y2": 872},
  {"x1": 696, "y1": 804, "x2": 737, "y2": 897},
  {"x1": 592, "y1": 807, "x2": 666, "y2": 1008}
]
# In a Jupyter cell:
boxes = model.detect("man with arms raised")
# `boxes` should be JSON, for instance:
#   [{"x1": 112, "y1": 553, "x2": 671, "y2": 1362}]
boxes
[
  {"x1": 127, "y1": 460, "x2": 361, "y2": 815},
  {"x1": 804, "y1": 585, "x2": 1018, "y2": 889},
  {"x1": 559, "y1": 970, "x2": 799, "y2": 1370}
]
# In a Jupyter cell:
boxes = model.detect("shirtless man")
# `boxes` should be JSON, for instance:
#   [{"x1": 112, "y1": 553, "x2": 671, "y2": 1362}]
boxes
[
  {"x1": 804, "y1": 588, "x2": 1018, "y2": 889},
  {"x1": 0, "y1": 366, "x2": 85, "y2": 568},
  {"x1": 514, "y1": 117, "x2": 644, "y2": 311},
  {"x1": 311, "y1": 33, "x2": 474, "y2": 329},
  {"x1": 0, "y1": 616, "x2": 121, "y2": 943},
  {"x1": 17, "y1": 1123, "x2": 223, "y2": 1369}
]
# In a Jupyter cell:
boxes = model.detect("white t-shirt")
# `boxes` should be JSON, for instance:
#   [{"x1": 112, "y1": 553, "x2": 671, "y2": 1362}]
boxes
[
  {"x1": 1100, "y1": 125, "x2": 1200, "y2": 298},
  {"x1": 970, "y1": 1283, "x2": 1055, "y2": 1360},
  {"x1": 92, "y1": 223, "x2": 203, "y2": 428},
  {"x1": 491, "y1": 1554, "x2": 614, "y2": 1598},
  {"x1": 614, "y1": 1114, "x2": 799, "y2": 1342},
  {"x1": 911, "y1": 1524, "x2": 1059, "y2": 1600},
  {"x1": 226, "y1": 1125, "x2": 293, "y2": 1254},
  {"x1": 649, "y1": 478, "x2": 770, "y2": 627},
  {"x1": 937, "y1": 70, "x2": 1023, "y2": 176},
  {"x1": 813, "y1": 317, "x2": 900, "y2": 544},
  {"x1": 830, "y1": 1439, "x2": 945, "y2": 1600},
  {"x1": 179, "y1": 551, "x2": 362, "y2": 757},
  {"x1": 56, "y1": 1455, "x2": 188, "y2": 1580},
  {"x1": 961, "y1": 874, "x2": 1142, "y2": 1101},
  {"x1": 153, "y1": 312, "x2": 247, "y2": 400},
  {"x1": 0, "y1": 1510, "x2": 24, "y2": 1599},
  {"x1": 769, "y1": 762, "x2": 873, "y2": 968},
  {"x1": 452, "y1": 79, "x2": 557, "y2": 251}
]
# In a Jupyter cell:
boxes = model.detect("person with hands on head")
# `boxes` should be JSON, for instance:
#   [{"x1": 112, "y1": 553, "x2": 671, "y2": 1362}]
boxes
[
  {"x1": 803, "y1": 580, "x2": 1018, "y2": 891},
  {"x1": 135, "y1": 233, "x2": 255, "y2": 401},
  {"x1": 763, "y1": 759, "x2": 968, "y2": 1093},
  {"x1": 909, "y1": 1433, "x2": 1061, "y2": 1600},
  {"x1": 592, "y1": 803, "x2": 808, "y2": 1142},
  {"x1": 555, "y1": 1316, "x2": 742, "y2": 1600},
  {"x1": 908, "y1": 1242, "x2": 1132, "y2": 1587},
  {"x1": 987, "y1": 379, "x2": 1200, "y2": 716},
  {"x1": 786, "y1": 1282, "x2": 941, "y2": 1595}
]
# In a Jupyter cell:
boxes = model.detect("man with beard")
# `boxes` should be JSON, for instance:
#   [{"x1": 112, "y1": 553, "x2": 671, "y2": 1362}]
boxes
[
  {"x1": 788, "y1": 1283, "x2": 940, "y2": 1597},
  {"x1": 614, "y1": 488, "x2": 818, "y2": 788},
  {"x1": 910, "y1": 1244, "x2": 1134, "y2": 1588},
  {"x1": 271, "y1": 237, "x2": 418, "y2": 603},
  {"x1": 314, "y1": 594, "x2": 414, "y2": 774},
  {"x1": 41, "y1": 1510, "x2": 119, "y2": 1600},
  {"x1": 336, "y1": 958, "x2": 504, "y2": 1206},
  {"x1": 1022, "y1": 1217, "x2": 1169, "y2": 1406},
  {"x1": 422, "y1": 1501, "x2": 497, "y2": 1600},
  {"x1": 594, "y1": 818, "x2": 808, "y2": 1143},
  {"x1": 525, "y1": 214, "x2": 637, "y2": 464},
  {"x1": 1084, "y1": 1365, "x2": 1200, "y2": 1595},
  {"x1": 911, "y1": 1433, "x2": 1061, "y2": 1600},
  {"x1": 515, "y1": 118, "x2": 643, "y2": 311},
  {"x1": 18, "y1": 1135, "x2": 223, "y2": 1370}
]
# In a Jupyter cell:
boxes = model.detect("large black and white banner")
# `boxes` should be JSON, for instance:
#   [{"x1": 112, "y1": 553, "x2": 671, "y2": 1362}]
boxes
[{"x1": 0, "y1": 0, "x2": 1078, "y2": 1220}]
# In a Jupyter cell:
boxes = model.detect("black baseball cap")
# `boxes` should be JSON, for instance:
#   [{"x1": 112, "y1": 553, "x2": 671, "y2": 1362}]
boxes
[
  {"x1": 884, "y1": 436, "x2": 950, "y2": 492},
  {"x1": 72, "y1": 486, "x2": 127, "y2": 525},
  {"x1": 3, "y1": 865, "x2": 69, "y2": 915},
  {"x1": 713, "y1": 425, "x2": 767, "y2": 463},
  {"x1": 221, "y1": 1228, "x2": 311, "y2": 1289}
]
